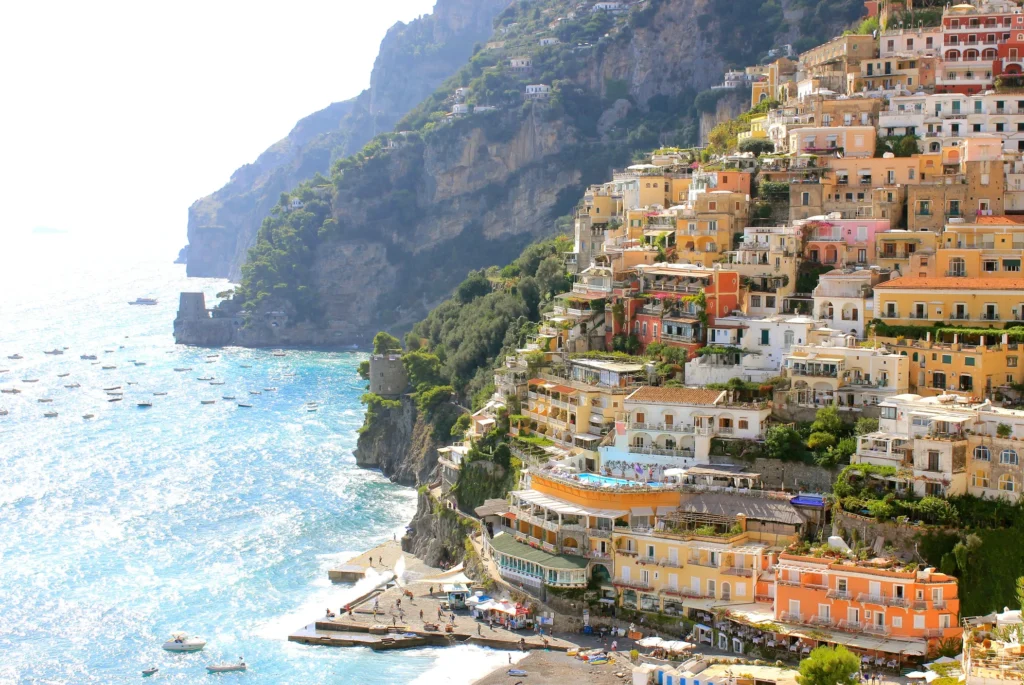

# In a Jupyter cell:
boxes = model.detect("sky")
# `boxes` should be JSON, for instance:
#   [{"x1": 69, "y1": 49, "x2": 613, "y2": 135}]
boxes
[{"x1": 0, "y1": 0, "x2": 436, "y2": 255}]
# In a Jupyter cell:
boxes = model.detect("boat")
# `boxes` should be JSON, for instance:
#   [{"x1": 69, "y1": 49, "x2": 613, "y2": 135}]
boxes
[
  {"x1": 0, "y1": 369, "x2": 7, "y2": 373},
  {"x1": 306, "y1": 405, "x2": 318, "y2": 412},
  {"x1": 44, "y1": 349, "x2": 64, "y2": 355},
  {"x1": 44, "y1": 411, "x2": 58, "y2": 418},
  {"x1": 82, "y1": 414, "x2": 94, "y2": 419},
  {"x1": 104, "y1": 349, "x2": 114, "y2": 353},
  {"x1": 201, "y1": 399, "x2": 216, "y2": 405},
  {"x1": 64, "y1": 383, "x2": 80, "y2": 389},
  {"x1": 263, "y1": 387, "x2": 277, "y2": 392},
  {"x1": 206, "y1": 354, "x2": 219, "y2": 359},
  {"x1": 23, "y1": 379, "x2": 39, "y2": 383},
  {"x1": 102, "y1": 365, "x2": 116, "y2": 370},
  {"x1": 222, "y1": 395, "x2": 236, "y2": 400},
  {"x1": 142, "y1": 667, "x2": 158, "y2": 677},
  {"x1": 57, "y1": 372, "x2": 70, "y2": 377},
  {"x1": 106, "y1": 391, "x2": 123, "y2": 396},
  {"x1": 0, "y1": 409, "x2": 8, "y2": 416},
  {"x1": 173, "y1": 367, "x2": 192, "y2": 372},
  {"x1": 272, "y1": 351, "x2": 286, "y2": 357},
  {"x1": 127, "y1": 381, "x2": 137, "y2": 386},
  {"x1": 80, "y1": 354, "x2": 97, "y2": 360},
  {"x1": 128, "y1": 298, "x2": 158, "y2": 306},
  {"x1": 1, "y1": 389, "x2": 21, "y2": 394},
  {"x1": 153, "y1": 392, "x2": 168, "y2": 396},
  {"x1": 240, "y1": 364, "x2": 251, "y2": 369},
  {"x1": 206, "y1": 658, "x2": 246, "y2": 673},
  {"x1": 38, "y1": 398, "x2": 53, "y2": 403},
  {"x1": 210, "y1": 381, "x2": 225, "y2": 386},
  {"x1": 162, "y1": 633, "x2": 206, "y2": 652},
  {"x1": 103, "y1": 386, "x2": 121, "y2": 391},
  {"x1": 197, "y1": 376, "x2": 214, "y2": 381},
  {"x1": 137, "y1": 402, "x2": 152, "y2": 408},
  {"x1": 7, "y1": 354, "x2": 22, "y2": 360},
  {"x1": 108, "y1": 397, "x2": 122, "y2": 403},
  {"x1": 249, "y1": 391, "x2": 261, "y2": 395},
  {"x1": 134, "y1": 362, "x2": 146, "y2": 367},
  {"x1": 507, "y1": 669, "x2": 529, "y2": 677},
  {"x1": 237, "y1": 403, "x2": 252, "y2": 408},
  {"x1": 283, "y1": 373, "x2": 295, "y2": 377}
]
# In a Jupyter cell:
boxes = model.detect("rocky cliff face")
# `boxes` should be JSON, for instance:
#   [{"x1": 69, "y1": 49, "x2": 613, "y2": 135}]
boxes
[
  {"x1": 182, "y1": 0, "x2": 512, "y2": 279},
  {"x1": 353, "y1": 397, "x2": 442, "y2": 486}
]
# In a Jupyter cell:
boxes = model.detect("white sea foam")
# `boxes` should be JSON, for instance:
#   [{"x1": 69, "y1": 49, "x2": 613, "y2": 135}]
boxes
[{"x1": 409, "y1": 645, "x2": 529, "y2": 684}]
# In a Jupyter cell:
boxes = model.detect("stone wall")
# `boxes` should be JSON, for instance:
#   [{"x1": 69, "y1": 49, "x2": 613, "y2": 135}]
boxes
[
  {"x1": 832, "y1": 510, "x2": 956, "y2": 560},
  {"x1": 771, "y1": 392, "x2": 882, "y2": 424},
  {"x1": 714, "y1": 454, "x2": 841, "y2": 492}
]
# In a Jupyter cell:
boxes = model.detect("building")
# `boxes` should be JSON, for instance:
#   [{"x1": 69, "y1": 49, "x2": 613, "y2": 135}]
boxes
[
  {"x1": 524, "y1": 84, "x2": 551, "y2": 100},
  {"x1": 599, "y1": 386, "x2": 773, "y2": 468},
  {"x1": 788, "y1": 126, "x2": 876, "y2": 158},
  {"x1": 486, "y1": 531, "x2": 590, "y2": 592},
  {"x1": 798, "y1": 35, "x2": 879, "y2": 95},
  {"x1": 368, "y1": 354, "x2": 408, "y2": 397},
  {"x1": 782, "y1": 335, "x2": 910, "y2": 410},
  {"x1": 509, "y1": 56, "x2": 532, "y2": 72},
  {"x1": 938, "y1": 0, "x2": 1024, "y2": 95},
  {"x1": 874, "y1": 276, "x2": 1024, "y2": 328},
  {"x1": 812, "y1": 267, "x2": 889, "y2": 338}
]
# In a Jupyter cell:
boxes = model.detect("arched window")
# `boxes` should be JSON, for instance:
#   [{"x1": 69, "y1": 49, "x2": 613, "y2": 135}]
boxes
[
  {"x1": 973, "y1": 471, "x2": 990, "y2": 489},
  {"x1": 784, "y1": 330, "x2": 795, "y2": 348},
  {"x1": 974, "y1": 445, "x2": 991, "y2": 461},
  {"x1": 999, "y1": 474, "x2": 1017, "y2": 492},
  {"x1": 1001, "y1": 448, "x2": 1019, "y2": 465}
]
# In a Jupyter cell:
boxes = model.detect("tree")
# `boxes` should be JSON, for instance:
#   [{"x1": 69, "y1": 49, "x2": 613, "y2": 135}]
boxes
[
  {"x1": 807, "y1": 431, "x2": 837, "y2": 452},
  {"x1": 765, "y1": 424, "x2": 807, "y2": 461},
  {"x1": 403, "y1": 350, "x2": 444, "y2": 391},
  {"x1": 738, "y1": 138, "x2": 774, "y2": 156},
  {"x1": 810, "y1": 405, "x2": 844, "y2": 436},
  {"x1": 855, "y1": 417, "x2": 879, "y2": 435},
  {"x1": 797, "y1": 645, "x2": 860, "y2": 685},
  {"x1": 517, "y1": 276, "x2": 541, "y2": 319},
  {"x1": 457, "y1": 270, "x2": 492, "y2": 303},
  {"x1": 357, "y1": 360, "x2": 370, "y2": 380},
  {"x1": 535, "y1": 255, "x2": 567, "y2": 296},
  {"x1": 1016, "y1": 575, "x2": 1024, "y2": 612},
  {"x1": 372, "y1": 331, "x2": 402, "y2": 354},
  {"x1": 404, "y1": 332, "x2": 423, "y2": 351}
]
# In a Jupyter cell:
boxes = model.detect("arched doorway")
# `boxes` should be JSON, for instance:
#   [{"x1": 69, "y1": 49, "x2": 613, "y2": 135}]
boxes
[{"x1": 591, "y1": 563, "x2": 611, "y2": 582}]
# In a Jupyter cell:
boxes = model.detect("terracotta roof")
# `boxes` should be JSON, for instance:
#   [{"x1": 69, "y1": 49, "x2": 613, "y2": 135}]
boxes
[
  {"x1": 550, "y1": 385, "x2": 576, "y2": 395},
  {"x1": 625, "y1": 386, "x2": 724, "y2": 406},
  {"x1": 875, "y1": 276, "x2": 1024, "y2": 290},
  {"x1": 970, "y1": 215, "x2": 1024, "y2": 225}
]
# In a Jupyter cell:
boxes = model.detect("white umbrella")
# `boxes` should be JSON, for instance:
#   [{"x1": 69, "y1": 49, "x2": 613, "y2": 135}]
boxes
[
  {"x1": 906, "y1": 672, "x2": 930, "y2": 680},
  {"x1": 663, "y1": 641, "x2": 696, "y2": 652},
  {"x1": 637, "y1": 636, "x2": 664, "y2": 647}
]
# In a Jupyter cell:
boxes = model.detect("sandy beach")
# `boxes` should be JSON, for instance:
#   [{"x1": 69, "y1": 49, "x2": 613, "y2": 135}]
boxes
[{"x1": 472, "y1": 650, "x2": 630, "y2": 685}]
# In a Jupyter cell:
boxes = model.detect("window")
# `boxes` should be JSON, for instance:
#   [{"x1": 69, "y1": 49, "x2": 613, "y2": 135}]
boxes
[
  {"x1": 975, "y1": 445, "x2": 991, "y2": 461},
  {"x1": 801, "y1": 192, "x2": 809, "y2": 206},
  {"x1": 837, "y1": 578, "x2": 848, "y2": 593},
  {"x1": 750, "y1": 295, "x2": 761, "y2": 308},
  {"x1": 914, "y1": 615, "x2": 925, "y2": 629},
  {"x1": 1000, "y1": 474, "x2": 1017, "y2": 492},
  {"x1": 739, "y1": 419, "x2": 749, "y2": 430},
  {"x1": 881, "y1": 406, "x2": 897, "y2": 420},
  {"x1": 973, "y1": 471, "x2": 990, "y2": 489},
  {"x1": 1010, "y1": 357, "x2": 1019, "y2": 368},
  {"x1": 965, "y1": 357, "x2": 976, "y2": 366},
  {"x1": 766, "y1": 296, "x2": 776, "y2": 308},
  {"x1": 940, "y1": 615, "x2": 951, "y2": 629},
  {"x1": 784, "y1": 330, "x2": 795, "y2": 347},
  {"x1": 647, "y1": 544, "x2": 655, "y2": 558},
  {"x1": 708, "y1": 201, "x2": 717, "y2": 211},
  {"x1": 1001, "y1": 449, "x2": 1019, "y2": 465},
  {"x1": 942, "y1": 354, "x2": 952, "y2": 364},
  {"x1": 893, "y1": 617, "x2": 903, "y2": 628},
  {"x1": 761, "y1": 330, "x2": 770, "y2": 345}
]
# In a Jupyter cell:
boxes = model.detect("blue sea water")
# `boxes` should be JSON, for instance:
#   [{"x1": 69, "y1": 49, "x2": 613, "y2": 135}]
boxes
[{"x1": 0, "y1": 234, "x2": 509, "y2": 684}]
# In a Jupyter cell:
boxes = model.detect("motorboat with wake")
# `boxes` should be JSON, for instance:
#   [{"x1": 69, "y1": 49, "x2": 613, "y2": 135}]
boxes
[
  {"x1": 80, "y1": 354, "x2": 97, "y2": 360},
  {"x1": 43, "y1": 411, "x2": 58, "y2": 418},
  {"x1": 142, "y1": 667, "x2": 158, "y2": 677},
  {"x1": 57, "y1": 372, "x2": 69, "y2": 378},
  {"x1": 7, "y1": 354, "x2": 22, "y2": 360},
  {"x1": 162, "y1": 632, "x2": 206, "y2": 652},
  {"x1": 207, "y1": 658, "x2": 246, "y2": 673},
  {"x1": 1, "y1": 388, "x2": 21, "y2": 394},
  {"x1": 44, "y1": 349, "x2": 64, "y2": 355},
  {"x1": 128, "y1": 298, "x2": 158, "y2": 306}
]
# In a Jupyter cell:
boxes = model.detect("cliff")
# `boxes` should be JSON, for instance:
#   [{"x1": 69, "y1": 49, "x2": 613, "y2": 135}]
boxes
[
  {"x1": 175, "y1": 0, "x2": 862, "y2": 348},
  {"x1": 353, "y1": 396, "x2": 443, "y2": 486},
  {"x1": 182, "y1": 0, "x2": 512, "y2": 279}
]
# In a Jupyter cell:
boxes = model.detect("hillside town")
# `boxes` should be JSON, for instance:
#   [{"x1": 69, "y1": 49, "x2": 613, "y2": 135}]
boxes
[{"x1": 359, "y1": 1, "x2": 1024, "y2": 681}]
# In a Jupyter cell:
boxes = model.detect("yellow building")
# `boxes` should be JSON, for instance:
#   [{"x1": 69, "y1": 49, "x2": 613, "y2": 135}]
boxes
[
  {"x1": 781, "y1": 337, "x2": 910, "y2": 409},
  {"x1": 612, "y1": 492, "x2": 805, "y2": 615},
  {"x1": 880, "y1": 334, "x2": 1024, "y2": 400},
  {"x1": 874, "y1": 276, "x2": 1024, "y2": 327},
  {"x1": 737, "y1": 114, "x2": 769, "y2": 143},
  {"x1": 675, "y1": 190, "x2": 750, "y2": 267},
  {"x1": 874, "y1": 229, "x2": 939, "y2": 274}
]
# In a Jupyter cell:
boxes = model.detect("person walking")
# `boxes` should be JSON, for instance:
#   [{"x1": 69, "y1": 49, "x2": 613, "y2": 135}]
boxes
[{"x1": 419, "y1": 609, "x2": 424, "y2": 621}]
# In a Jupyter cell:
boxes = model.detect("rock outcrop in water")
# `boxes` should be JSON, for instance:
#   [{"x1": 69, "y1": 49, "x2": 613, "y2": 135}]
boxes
[{"x1": 182, "y1": 0, "x2": 513, "y2": 280}]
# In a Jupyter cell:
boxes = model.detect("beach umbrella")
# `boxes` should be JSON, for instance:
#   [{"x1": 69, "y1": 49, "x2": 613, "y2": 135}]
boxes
[{"x1": 637, "y1": 636, "x2": 664, "y2": 647}]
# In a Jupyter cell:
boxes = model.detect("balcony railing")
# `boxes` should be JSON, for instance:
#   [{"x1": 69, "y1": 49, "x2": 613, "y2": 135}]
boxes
[
  {"x1": 856, "y1": 592, "x2": 887, "y2": 605},
  {"x1": 826, "y1": 589, "x2": 851, "y2": 600},
  {"x1": 586, "y1": 528, "x2": 611, "y2": 539},
  {"x1": 688, "y1": 557, "x2": 719, "y2": 569},
  {"x1": 628, "y1": 445, "x2": 694, "y2": 458},
  {"x1": 779, "y1": 611, "x2": 802, "y2": 623},
  {"x1": 722, "y1": 567, "x2": 754, "y2": 577},
  {"x1": 924, "y1": 628, "x2": 946, "y2": 638},
  {"x1": 863, "y1": 624, "x2": 890, "y2": 636},
  {"x1": 933, "y1": 599, "x2": 948, "y2": 610}
]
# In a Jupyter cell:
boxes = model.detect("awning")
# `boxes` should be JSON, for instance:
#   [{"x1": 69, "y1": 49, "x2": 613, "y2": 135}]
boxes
[{"x1": 631, "y1": 507, "x2": 654, "y2": 516}]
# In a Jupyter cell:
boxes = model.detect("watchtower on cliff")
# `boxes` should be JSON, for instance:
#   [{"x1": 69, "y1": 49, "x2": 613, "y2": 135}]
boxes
[
  {"x1": 369, "y1": 354, "x2": 408, "y2": 397},
  {"x1": 177, "y1": 292, "x2": 209, "y2": 320}
]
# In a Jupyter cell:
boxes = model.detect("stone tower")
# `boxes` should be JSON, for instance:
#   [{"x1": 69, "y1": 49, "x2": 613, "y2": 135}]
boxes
[{"x1": 369, "y1": 354, "x2": 408, "y2": 397}]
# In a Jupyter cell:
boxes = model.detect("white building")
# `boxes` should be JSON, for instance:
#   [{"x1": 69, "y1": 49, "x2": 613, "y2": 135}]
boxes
[
  {"x1": 525, "y1": 84, "x2": 551, "y2": 100},
  {"x1": 854, "y1": 393, "x2": 1024, "y2": 500},
  {"x1": 599, "y1": 386, "x2": 772, "y2": 469},
  {"x1": 451, "y1": 103, "x2": 470, "y2": 115},
  {"x1": 509, "y1": 57, "x2": 533, "y2": 72},
  {"x1": 812, "y1": 267, "x2": 889, "y2": 338},
  {"x1": 879, "y1": 27, "x2": 942, "y2": 58}
]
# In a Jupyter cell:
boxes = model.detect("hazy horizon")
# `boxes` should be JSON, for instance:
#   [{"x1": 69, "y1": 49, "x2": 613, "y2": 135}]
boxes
[{"x1": 0, "y1": 0, "x2": 436, "y2": 256}]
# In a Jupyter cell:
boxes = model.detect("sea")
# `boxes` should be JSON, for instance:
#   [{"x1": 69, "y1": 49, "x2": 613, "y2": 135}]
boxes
[{"x1": 0, "y1": 233, "x2": 513, "y2": 684}]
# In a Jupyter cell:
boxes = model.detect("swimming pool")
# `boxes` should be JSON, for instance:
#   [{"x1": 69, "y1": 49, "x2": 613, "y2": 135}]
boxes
[{"x1": 576, "y1": 473, "x2": 663, "y2": 487}]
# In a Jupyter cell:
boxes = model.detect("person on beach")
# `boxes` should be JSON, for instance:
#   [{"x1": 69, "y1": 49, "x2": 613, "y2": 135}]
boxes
[
  {"x1": 478, "y1": 624, "x2": 482, "y2": 636},
  {"x1": 428, "y1": 585, "x2": 433, "y2": 596},
  {"x1": 611, "y1": 639, "x2": 618, "y2": 652},
  {"x1": 420, "y1": 609, "x2": 424, "y2": 621}
]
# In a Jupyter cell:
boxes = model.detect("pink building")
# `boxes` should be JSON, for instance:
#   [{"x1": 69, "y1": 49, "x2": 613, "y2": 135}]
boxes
[{"x1": 797, "y1": 215, "x2": 888, "y2": 266}]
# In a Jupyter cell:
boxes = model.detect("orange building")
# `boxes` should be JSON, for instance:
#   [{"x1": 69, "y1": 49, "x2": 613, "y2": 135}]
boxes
[{"x1": 773, "y1": 550, "x2": 961, "y2": 656}]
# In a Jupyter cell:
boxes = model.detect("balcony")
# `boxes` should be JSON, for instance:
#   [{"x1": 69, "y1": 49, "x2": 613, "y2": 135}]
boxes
[
  {"x1": 856, "y1": 592, "x2": 887, "y2": 605},
  {"x1": 911, "y1": 600, "x2": 928, "y2": 611},
  {"x1": 722, "y1": 566, "x2": 754, "y2": 577},
  {"x1": 628, "y1": 421, "x2": 695, "y2": 434},
  {"x1": 779, "y1": 611, "x2": 803, "y2": 623},
  {"x1": 809, "y1": 615, "x2": 835, "y2": 627},
  {"x1": 945, "y1": 270, "x2": 967, "y2": 277},
  {"x1": 628, "y1": 445, "x2": 694, "y2": 458},
  {"x1": 614, "y1": 578, "x2": 653, "y2": 592},
  {"x1": 661, "y1": 333, "x2": 701, "y2": 344},
  {"x1": 981, "y1": 313, "x2": 1001, "y2": 321},
  {"x1": 863, "y1": 624, "x2": 890, "y2": 636},
  {"x1": 933, "y1": 599, "x2": 948, "y2": 610},
  {"x1": 837, "y1": 619, "x2": 862, "y2": 632},
  {"x1": 586, "y1": 528, "x2": 611, "y2": 539},
  {"x1": 687, "y1": 557, "x2": 719, "y2": 569},
  {"x1": 924, "y1": 628, "x2": 946, "y2": 638},
  {"x1": 826, "y1": 589, "x2": 852, "y2": 601}
]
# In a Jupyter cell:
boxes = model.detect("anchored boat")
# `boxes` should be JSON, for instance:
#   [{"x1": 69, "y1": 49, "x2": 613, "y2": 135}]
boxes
[
  {"x1": 162, "y1": 633, "x2": 206, "y2": 652},
  {"x1": 206, "y1": 658, "x2": 246, "y2": 673}
]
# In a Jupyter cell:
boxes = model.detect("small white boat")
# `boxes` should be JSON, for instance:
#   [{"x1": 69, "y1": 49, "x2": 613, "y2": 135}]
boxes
[
  {"x1": 0, "y1": 409, "x2": 8, "y2": 416},
  {"x1": 210, "y1": 381, "x2": 225, "y2": 386},
  {"x1": 44, "y1": 349, "x2": 64, "y2": 355},
  {"x1": 104, "y1": 349, "x2": 114, "y2": 353},
  {"x1": 306, "y1": 405, "x2": 318, "y2": 412},
  {"x1": 237, "y1": 403, "x2": 252, "y2": 408},
  {"x1": 134, "y1": 361, "x2": 147, "y2": 367},
  {"x1": 43, "y1": 411, "x2": 58, "y2": 418},
  {"x1": 23, "y1": 379, "x2": 39, "y2": 383},
  {"x1": 80, "y1": 354, "x2": 97, "y2": 360},
  {"x1": 249, "y1": 390, "x2": 261, "y2": 395},
  {"x1": 102, "y1": 365, "x2": 116, "y2": 370},
  {"x1": 137, "y1": 402, "x2": 153, "y2": 408},
  {"x1": 57, "y1": 372, "x2": 70, "y2": 378},
  {"x1": 7, "y1": 354, "x2": 23, "y2": 360},
  {"x1": 142, "y1": 667, "x2": 158, "y2": 677},
  {"x1": 106, "y1": 391, "x2": 123, "y2": 396},
  {"x1": 206, "y1": 658, "x2": 246, "y2": 673},
  {"x1": 197, "y1": 376, "x2": 214, "y2": 381},
  {"x1": 82, "y1": 413, "x2": 94, "y2": 419},
  {"x1": 272, "y1": 351, "x2": 286, "y2": 357},
  {"x1": 103, "y1": 386, "x2": 121, "y2": 391},
  {"x1": 129, "y1": 298, "x2": 158, "y2": 306},
  {"x1": 206, "y1": 354, "x2": 219, "y2": 359},
  {"x1": 162, "y1": 633, "x2": 206, "y2": 652},
  {"x1": 263, "y1": 387, "x2": 277, "y2": 392},
  {"x1": 1, "y1": 388, "x2": 21, "y2": 394},
  {"x1": 240, "y1": 364, "x2": 251, "y2": 369},
  {"x1": 201, "y1": 399, "x2": 216, "y2": 405},
  {"x1": 126, "y1": 381, "x2": 138, "y2": 386},
  {"x1": 153, "y1": 392, "x2": 168, "y2": 396},
  {"x1": 108, "y1": 397, "x2": 122, "y2": 403},
  {"x1": 65, "y1": 383, "x2": 80, "y2": 389},
  {"x1": 38, "y1": 398, "x2": 53, "y2": 403},
  {"x1": 222, "y1": 395, "x2": 236, "y2": 400},
  {"x1": 0, "y1": 369, "x2": 8, "y2": 373},
  {"x1": 174, "y1": 367, "x2": 192, "y2": 372}
]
